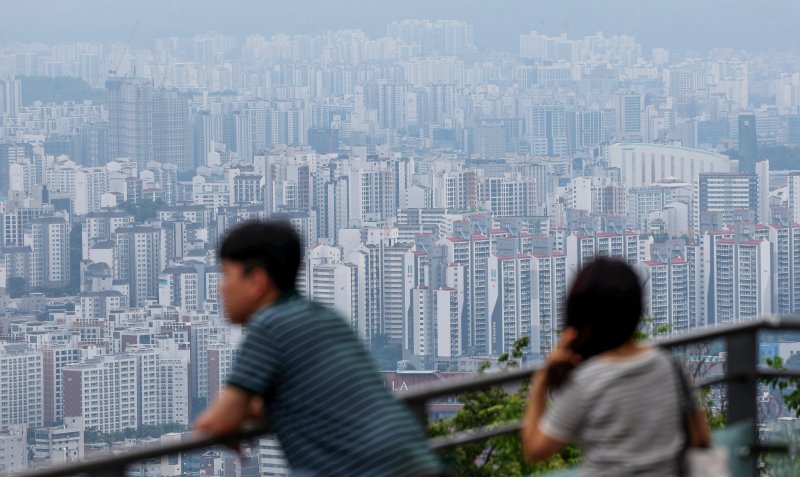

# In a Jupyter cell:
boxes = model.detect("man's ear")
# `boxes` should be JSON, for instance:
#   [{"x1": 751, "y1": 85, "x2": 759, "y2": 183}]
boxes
[{"x1": 252, "y1": 267, "x2": 273, "y2": 295}]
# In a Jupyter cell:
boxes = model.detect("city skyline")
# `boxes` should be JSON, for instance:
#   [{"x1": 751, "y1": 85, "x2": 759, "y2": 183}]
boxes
[
  {"x1": 2, "y1": 8, "x2": 800, "y2": 475},
  {"x1": 2, "y1": 0, "x2": 800, "y2": 52}
]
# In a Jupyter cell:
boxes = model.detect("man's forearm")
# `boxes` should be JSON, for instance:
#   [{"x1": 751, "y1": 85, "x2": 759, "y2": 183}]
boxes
[{"x1": 194, "y1": 386, "x2": 252, "y2": 435}]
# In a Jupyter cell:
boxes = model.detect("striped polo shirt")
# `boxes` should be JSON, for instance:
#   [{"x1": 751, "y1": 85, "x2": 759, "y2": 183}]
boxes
[{"x1": 226, "y1": 292, "x2": 444, "y2": 477}]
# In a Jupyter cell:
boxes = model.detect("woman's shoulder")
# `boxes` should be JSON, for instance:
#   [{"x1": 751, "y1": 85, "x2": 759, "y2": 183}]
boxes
[
  {"x1": 563, "y1": 348, "x2": 674, "y2": 400},
  {"x1": 574, "y1": 346, "x2": 667, "y2": 379}
]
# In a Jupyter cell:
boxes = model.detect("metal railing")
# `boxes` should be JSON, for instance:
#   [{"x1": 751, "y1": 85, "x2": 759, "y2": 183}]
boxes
[{"x1": 17, "y1": 317, "x2": 800, "y2": 477}]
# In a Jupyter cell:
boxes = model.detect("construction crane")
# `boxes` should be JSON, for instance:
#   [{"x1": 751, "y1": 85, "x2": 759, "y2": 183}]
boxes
[{"x1": 108, "y1": 21, "x2": 140, "y2": 78}]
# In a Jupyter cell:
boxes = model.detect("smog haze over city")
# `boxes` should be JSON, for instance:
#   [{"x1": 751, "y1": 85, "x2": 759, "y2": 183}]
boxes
[
  {"x1": 3, "y1": 0, "x2": 800, "y2": 51},
  {"x1": 1, "y1": 0, "x2": 800, "y2": 475}
]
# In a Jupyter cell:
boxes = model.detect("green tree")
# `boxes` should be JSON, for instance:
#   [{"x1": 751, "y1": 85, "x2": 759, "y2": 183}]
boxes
[
  {"x1": 135, "y1": 423, "x2": 188, "y2": 438},
  {"x1": 652, "y1": 233, "x2": 670, "y2": 244},
  {"x1": 84, "y1": 427, "x2": 102, "y2": 444},
  {"x1": 8, "y1": 277, "x2": 26, "y2": 298},
  {"x1": 118, "y1": 199, "x2": 164, "y2": 222},
  {"x1": 765, "y1": 356, "x2": 800, "y2": 415},
  {"x1": 761, "y1": 356, "x2": 800, "y2": 476},
  {"x1": 18, "y1": 76, "x2": 107, "y2": 105},
  {"x1": 428, "y1": 337, "x2": 580, "y2": 476}
]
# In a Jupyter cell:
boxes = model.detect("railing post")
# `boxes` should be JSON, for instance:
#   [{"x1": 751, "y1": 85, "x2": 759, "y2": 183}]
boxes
[
  {"x1": 406, "y1": 398, "x2": 428, "y2": 428},
  {"x1": 726, "y1": 328, "x2": 758, "y2": 477}
]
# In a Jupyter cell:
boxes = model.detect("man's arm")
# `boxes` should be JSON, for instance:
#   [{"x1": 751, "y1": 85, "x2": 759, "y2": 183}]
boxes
[{"x1": 194, "y1": 387, "x2": 259, "y2": 436}]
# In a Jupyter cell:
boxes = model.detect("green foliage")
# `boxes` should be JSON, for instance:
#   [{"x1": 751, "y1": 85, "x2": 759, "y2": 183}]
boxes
[
  {"x1": 19, "y1": 76, "x2": 107, "y2": 105},
  {"x1": 83, "y1": 427, "x2": 107, "y2": 445},
  {"x1": 697, "y1": 387, "x2": 726, "y2": 429},
  {"x1": 118, "y1": 199, "x2": 164, "y2": 222},
  {"x1": 8, "y1": 276, "x2": 26, "y2": 298},
  {"x1": 84, "y1": 423, "x2": 188, "y2": 444},
  {"x1": 653, "y1": 324, "x2": 671, "y2": 336},
  {"x1": 761, "y1": 454, "x2": 800, "y2": 477},
  {"x1": 651, "y1": 233, "x2": 670, "y2": 244},
  {"x1": 765, "y1": 356, "x2": 800, "y2": 416},
  {"x1": 634, "y1": 316, "x2": 654, "y2": 341},
  {"x1": 428, "y1": 337, "x2": 580, "y2": 476}
]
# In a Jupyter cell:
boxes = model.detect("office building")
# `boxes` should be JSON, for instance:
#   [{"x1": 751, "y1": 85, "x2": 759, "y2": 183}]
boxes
[{"x1": 738, "y1": 114, "x2": 758, "y2": 173}]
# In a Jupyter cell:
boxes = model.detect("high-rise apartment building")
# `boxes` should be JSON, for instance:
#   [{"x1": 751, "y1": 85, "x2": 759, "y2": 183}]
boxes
[
  {"x1": 131, "y1": 347, "x2": 190, "y2": 427},
  {"x1": 40, "y1": 346, "x2": 80, "y2": 425},
  {"x1": 74, "y1": 167, "x2": 109, "y2": 216},
  {"x1": 158, "y1": 265, "x2": 200, "y2": 312},
  {"x1": 107, "y1": 78, "x2": 154, "y2": 168},
  {"x1": 0, "y1": 144, "x2": 32, "y2": 195},
  {"x1": 2, "y1": 79, "x2": 22, "y2": 117},
  {"x1": 0, "y1": 344, "x2": 43, "y2": 430},
  {"x1": 24, "y1": 216, "x2": 70, "y2": 290},
  {"x1": 207, "y1": 343, "x2": 237, "y2": 404},
  {"x1": 480, "y1": 174, "x2": 538, "y2": 217},
  {"x1": 63, "y1": 355, "x2": 138, "y2": 433},
  {"x1": 488, "y1": 254, "x2": 535, "y2": 356},
  {"x1": 347, "y1": 162, "x2": 397, "y2": 227},
  {"x1": 637, "y1": 258, "x2": 690, "y2": 336},
  {"x1": 703, "y1": 232, "x2": 772, "y2": 326},
  {"x1": 113, "y1": 226, "x2": 163, "y2": 307},
  {"x1": 698, "y1": 173, "x2": 759, "y2": 228},
  {"x1": 526, "y1": 104, "x2": 568, "y2": 157},
  {"x1": 614, "y1": 92, "x2": 643, "y2": 141},
  {"x1": 78, "y1": 122, "x2": 109, "y2": 167},
  {"x1": 310, "y1": 262, "x2": 359, "y2": 329},
  {"x1": 107, "y1": 78, "x2": 193, "y2": 171},
  {"x1": 440, "y1": 230, "x2": 491, "y2": 355},
  {"x1": 767, "y1": 223, "x2": 800, "y2": 316}
]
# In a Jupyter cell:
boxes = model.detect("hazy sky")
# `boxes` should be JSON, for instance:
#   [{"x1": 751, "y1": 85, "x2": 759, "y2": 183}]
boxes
[{"x1": 3, "y1": 0, "x2": 799, "y2": 52}]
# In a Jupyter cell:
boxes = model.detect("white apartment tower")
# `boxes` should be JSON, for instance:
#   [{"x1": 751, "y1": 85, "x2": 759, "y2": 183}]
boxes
[
  {"x1": 24, "y1": 216, "x2": 70, "y2": 290},
  {"x1": 113, "y1": 226, "x2": 163, "y2": 307},
  {"x1": 63, "y1": 355, "x2": 138, "y2": 433},
  {"x1": 0, "y1": 344, "x2": 44, "y2": 430}
]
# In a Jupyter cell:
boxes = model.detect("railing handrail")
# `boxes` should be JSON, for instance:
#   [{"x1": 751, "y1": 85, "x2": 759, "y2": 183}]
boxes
[
  {"x1": 399, "y1": 317, "x2": 800, "y2": 404},
  {"x1": 15, "y1": 317, "x2": 800, "y2": 477},
  {"x1": 17, "y1": 424, "x2": 270, "y2": 477},
  {"x1": 399, "y1": 364, "x2": 538, "y2": 403}
]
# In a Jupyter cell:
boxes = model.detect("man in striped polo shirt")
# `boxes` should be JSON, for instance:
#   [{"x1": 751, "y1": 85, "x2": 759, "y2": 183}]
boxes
[{"x1": 194, "y1": 220, "x2": 444, "y2": 476}]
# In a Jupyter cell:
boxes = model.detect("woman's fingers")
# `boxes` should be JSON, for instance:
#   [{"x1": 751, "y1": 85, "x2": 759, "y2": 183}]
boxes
[{"x1": 557, "y1": 327, "x2": 579, "y2": 350}]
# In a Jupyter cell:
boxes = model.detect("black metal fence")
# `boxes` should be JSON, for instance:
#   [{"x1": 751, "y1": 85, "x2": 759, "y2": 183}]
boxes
[{"x1": 17, "y1": 318, "x2": 800, "y2": 477}]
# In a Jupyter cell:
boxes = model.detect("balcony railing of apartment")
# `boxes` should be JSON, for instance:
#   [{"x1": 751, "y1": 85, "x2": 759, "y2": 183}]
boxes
[{"x1": 16, "y1": 317, "x2": 800, "y2": 477}]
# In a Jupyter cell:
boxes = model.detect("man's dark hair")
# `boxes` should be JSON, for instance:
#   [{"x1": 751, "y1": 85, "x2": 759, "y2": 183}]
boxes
[{"x1": 219, "y1": 220, "x2": 302, "y2": 293}]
